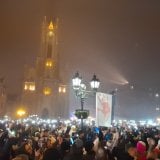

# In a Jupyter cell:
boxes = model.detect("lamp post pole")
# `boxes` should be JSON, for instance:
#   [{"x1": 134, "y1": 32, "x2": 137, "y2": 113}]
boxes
[{"x1": 80, "y1": 98, "x2": 84, "y2": 129}]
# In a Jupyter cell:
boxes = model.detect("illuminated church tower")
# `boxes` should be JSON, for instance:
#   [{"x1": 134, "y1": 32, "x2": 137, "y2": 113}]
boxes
[{"x1": 22, "y1": 17, "x2": 68, "y2": 118}]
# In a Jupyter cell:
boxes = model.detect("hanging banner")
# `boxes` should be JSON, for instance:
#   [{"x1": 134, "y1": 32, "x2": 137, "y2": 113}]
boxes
[{"x1": 96, "y1": 92, "x2": 112, "y2": 127}]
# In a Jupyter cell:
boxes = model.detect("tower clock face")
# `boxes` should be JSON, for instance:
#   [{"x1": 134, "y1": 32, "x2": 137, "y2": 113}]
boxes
[{"x1": 48, "y1": 31, "x2": 54, "y2": 37}]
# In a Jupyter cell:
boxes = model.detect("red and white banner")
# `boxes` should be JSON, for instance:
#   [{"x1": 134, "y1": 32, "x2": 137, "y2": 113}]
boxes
[{"x1": 96, "y1": 92, "x2": 112, "y2": 127}]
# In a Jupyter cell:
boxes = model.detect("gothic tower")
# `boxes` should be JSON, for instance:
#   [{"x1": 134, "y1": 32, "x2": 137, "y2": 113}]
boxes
[{"x1": 22, "y1": 17, "x2": 68, "y2": 118}]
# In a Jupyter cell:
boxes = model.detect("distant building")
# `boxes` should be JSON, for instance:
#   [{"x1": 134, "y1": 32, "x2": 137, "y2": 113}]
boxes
[
  {"x1": 0, "y1": 78, "x2": 7, "y2": 117},
  {"x1": 21, "y1": 17, "x2": 69, "y2": 118}
]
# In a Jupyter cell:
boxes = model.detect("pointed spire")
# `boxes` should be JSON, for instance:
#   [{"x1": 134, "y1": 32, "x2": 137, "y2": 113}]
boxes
[{"x1": 48, "y1": 21, "x2": 54, "y2": 30}]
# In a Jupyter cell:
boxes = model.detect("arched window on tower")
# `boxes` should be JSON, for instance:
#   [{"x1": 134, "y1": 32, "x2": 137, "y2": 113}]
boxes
[
  {"x1": 24, "y1": 81, "x2": 36, "y2": 91},
  {"x1": 45, "y1": 58, "x2": 54, "y2": 68},
  {"x1": 58, "y1": 85, "x2": 67, "y2": 94}
]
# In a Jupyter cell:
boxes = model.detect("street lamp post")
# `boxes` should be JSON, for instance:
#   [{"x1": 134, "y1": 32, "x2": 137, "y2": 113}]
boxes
[{"x1": 72, "y1": 72, "x2": 100, "y2": 129}]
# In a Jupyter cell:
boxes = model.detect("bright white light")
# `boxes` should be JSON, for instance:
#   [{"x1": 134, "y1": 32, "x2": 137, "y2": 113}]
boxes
[
  {"x1": 130, "y1": 86, "x2": 134, "y2": 89},
  {"x1": 122, "y1": 81, "x2": 129, "y2": 85},
  {"x1": 130, "y1": 120, "x2": 135, "y2": 123},
  {"x1": 72, "y1": 77, "x2": 81, "y2": 90},
  {"x1": 32, "y1": 120, "x2": 35, "y2": 124},
  {"x1": 70, "y1": 116, "x2": 78, "y2": 121},
  {"x1": 1, "y1": 121, "x2": 4, "y2": 124},
  {"x1": 90, "y1": 74, "x2": 100, "y2": 90},
  {"x1": 51, "y1": 119, "x2": 57, "y2": 123},
  {"x1": 47, "y1": 119, "x2": 51, "y2": 124},
  {"x1": 155, "y1": 93, "x2": 159, "y2": 98},
  {"x1": 80, "y1": 83, "x2": 86, "y2": 90},
  {"x1": 85, "y1": 120, "x2": 89, "y2": 124},
  {"x1": 139, "y1": 120, "x2": 146, "y2": 125},
  {"x1": 147, "y1": 120, "x2": 153, "y2": 125},
  {"x1": 63, "y1": 88, "x2": 66, "y2": 93},
  {"x1": 11, "y1": 131, "x2": 15, "y2": 136},
  {"x1": 64, "y1": 120, "x2": 70, "y2": 124},
  {"x1": 134, "y1": 126, "x2": 138, "y2": 130},
  {"x1": 90, "y1": 81, "x2": 100, "y2": 89}
]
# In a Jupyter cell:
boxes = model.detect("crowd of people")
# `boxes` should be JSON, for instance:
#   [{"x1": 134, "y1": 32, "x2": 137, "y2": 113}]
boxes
[{"x1": 0, "y1": 118, "x2": 160, "y2": 160}]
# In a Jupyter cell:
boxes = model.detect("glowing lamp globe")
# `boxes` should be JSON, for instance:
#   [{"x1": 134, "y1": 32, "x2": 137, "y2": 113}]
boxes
[
  {"x1": 90, "y1": 74, "x2": 100, "y2": 91},
  {"x1": 72, "y1": 72, "x2": 82, "y2": 90}
]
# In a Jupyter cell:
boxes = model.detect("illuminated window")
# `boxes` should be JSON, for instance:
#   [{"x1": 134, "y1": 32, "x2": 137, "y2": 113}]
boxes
[
  {"x1": 59, "y1": 86, "x2": 66, "y2": 93},
  {"x1": 17, "y1": 109, "x2": 26, "y2": 117},
  {"x1": 45, "y1": 59, "x2": 53, "y2": 68},
  {"x1": 24, "y1": 84, "x2": 28, "y2": 90},
  {"x1": 63, "y1": 88, "x2": 66, "y2": 93},
  {"x1": 24, "y1": 82, "x2": 35, "y2": 91},
  {"x1": 49, "y1": 31, "x2": 53, "y2": 37},
  {"x1": 29, "y1": 84, "x2": 35, "y2": 91},
  {"x1": 59, "y1": 87, "x2": 62, "y2": 93},
  {"x1": 43, "y1": 87, "x2": 52, "y2": 95},
  {"x1": 48, "y1": 21, "x2": 54, "y2": 30}
]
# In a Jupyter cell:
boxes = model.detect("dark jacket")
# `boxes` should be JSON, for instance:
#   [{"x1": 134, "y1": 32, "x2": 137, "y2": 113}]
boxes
[{"x1": 43, "y1": 148, "x2": 61, "y2": 160}]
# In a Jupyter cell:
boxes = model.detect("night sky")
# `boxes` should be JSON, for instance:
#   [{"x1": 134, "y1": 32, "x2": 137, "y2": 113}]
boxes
[{"x1": 1, "y1": 0, "x2": 160, "y2": 119}]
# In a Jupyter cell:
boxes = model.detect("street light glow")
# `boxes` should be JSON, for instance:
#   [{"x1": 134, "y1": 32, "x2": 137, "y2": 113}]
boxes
[
  {"x1": 17, "y1": 109, "x2": 26, "y2": 117},
  {"x1": 90, "y1": 74, "x2": 100, "y2": 90},
  {"x1": 155, "y1": 93, "x2": 159, "y2": 98},
  {"x1": 130, "y1": 85, "x2": 134, "y2": 90},
  {"x1": 72, "y1": 72, "x2": 82, "y2": 90}
]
